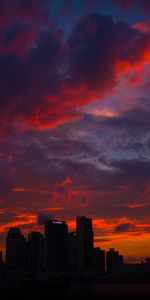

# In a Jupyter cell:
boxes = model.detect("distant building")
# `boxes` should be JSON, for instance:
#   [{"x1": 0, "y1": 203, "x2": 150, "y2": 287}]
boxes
[
  {"x1": 106, "y1": 248, "x2": 123, "y2": 272},
  {"x1": 93, "y1": 247, "x2": 105, "y2": 272},
  {"x1": 27, "y1": 231, "x2": 44, "y2": 270},
  {"x1": 146, "y1": 258, "x2": 150, "y2": 265},
  {"x1": 6, "y1": 228, "x2": 27, "y2": 269},
  {"x1": 76, "y1": 216, "x2": 93, "y2": 271},
  {"x1": 45, "y1": 220, "x2": 68, "y2": 271},
  {"x1": 68, "y1": 232, "x2": 77, "y2": 271},
  {"x1": 119, "y1": 254, "x2": 124, "y2": 266},
  {"x1": 123, "y1": 263, "x2": 149, "y2": 281}
]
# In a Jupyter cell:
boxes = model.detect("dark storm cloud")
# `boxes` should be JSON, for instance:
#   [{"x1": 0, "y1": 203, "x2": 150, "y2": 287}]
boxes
[
  {"x1": 1, "y1": 34, "x2": 62, "y2": 98},
  {"x1": 115, "y1": 222, "x2": 135, "y2": 232},
  {"x1": 0, "y1": 9, "x2": 149, "y2": 134},
  {"x1": 67, "y1": 12, "x2": 149, "y2": 91},
  {"x1": 0, "y1": 32, "x2": 63, "y2": 135}
]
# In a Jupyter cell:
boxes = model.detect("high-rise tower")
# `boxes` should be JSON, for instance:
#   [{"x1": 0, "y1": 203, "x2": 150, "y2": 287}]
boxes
[
  {"x1": 6, "y1": 227, "x2": 27, "y2": 269},
  {"x1": 27, "y1": 231, "x2": 44, "y2": 270},
  {"x1": 45, "y1": 220, "x2": 68, "y2": 271},
  {"x1": 76, "y1": 216, "x2": 93, "y2": 271}
]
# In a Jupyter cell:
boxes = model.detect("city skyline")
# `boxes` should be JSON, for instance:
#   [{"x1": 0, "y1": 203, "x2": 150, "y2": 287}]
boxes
[
  {"x1": 2, "y1": 215, "x2": 125, "y2": 272},
  {"x1": 1, "y1": 218, "x2": 150, "y2": 298},
  {"x1": 0, "y1": 0, "x2": 150, "y2": 264},
  {"x1": 1, "y1": 214, "x2": 150, "y2": 264},
  {"x1": 1, "y1": 215, "x2": 149, "y2": 266}
]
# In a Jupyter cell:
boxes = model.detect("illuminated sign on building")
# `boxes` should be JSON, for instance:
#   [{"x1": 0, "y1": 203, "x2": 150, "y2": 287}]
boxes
[{"x1": 52, "y1": 221, "x2": 63, "y2": 224}]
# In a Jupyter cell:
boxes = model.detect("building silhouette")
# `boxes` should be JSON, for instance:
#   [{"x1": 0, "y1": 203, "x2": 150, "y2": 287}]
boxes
[
  {"x1": 68, "y1": 232, "x2": 77, "y2": 271},
  {"x1": 27, "y1": 231, "x2": 44, "y2": 270},
  {"x1": 106, "y1": 248, "x2": 124, "y2": 272},
  {"x1": 6, "y1": 228, "x2": 27, "y2": 269},
  {"x1": 2, "y1": 217, "x2": 134, "y2": 276},
  {"x1": 93, "y1": 247, "x2": 105, "y2": 272},
  {"x1": 76, "y1": 216, "x2": 93, "y2": 271},
  {"x1": 119, "y1": 254, "x2": 124, "y2": 266},
  {"x1": 45, "y1": 220, "x2": 68, "y2": 271},
  {"x1": 146, "y1": 258, "x2": 150, "y2": 265}
]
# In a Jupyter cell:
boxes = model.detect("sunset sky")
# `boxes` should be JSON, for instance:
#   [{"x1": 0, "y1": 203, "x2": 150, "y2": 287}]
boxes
[{"x1": 0, "y1": 0, "x2": 150, "y2": 263}]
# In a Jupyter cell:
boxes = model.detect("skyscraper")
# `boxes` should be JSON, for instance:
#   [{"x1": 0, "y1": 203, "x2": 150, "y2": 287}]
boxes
[
  {"x1": 6, "y1": 228, "x2": 27, "y2": 269},
  {"x1": 146, "y1": 258, "x2": 150, "y2": 265},
  {"x1": 76, "y1": 216, "x2": 93, "y2": 271},
  {"x1": 45, "y1": 220, "x2": 68, "y2": 271},
  {"x1": 27, "y1": 231, "x2": 44, "y2": 270},
  {"x1": 106, "y1": 248, "x2": 124, "y2": 272},
  {"x1": 68, "y1": 231, "x2": 77, "y2": 271},
  {"x1": 93, "y1": 247, "x2": 105, "y2": 272}
]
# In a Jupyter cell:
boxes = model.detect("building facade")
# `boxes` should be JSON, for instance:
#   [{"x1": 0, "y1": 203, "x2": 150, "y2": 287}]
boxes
[
  {"x1": 93, "y1": 247, "x2": 105, "y2": 272},
  {"x1": 106, "y1": 248, "x2": 124, "y2": 272},
  {"x1": 76, "y1": 216, "x2": 93, "y2": 271},
  {"x1": 6, "y1": 228, "x2": 27, "y2": 269},
  {"x1": 68, "y1": 231, "x2": 77, "y2": 271},
  {"x1": 27, "y1": 231, "x2": 44, "y2": 270},
  {"x1": 45, "y1": 220, "x2": 68, "y2": 271}
]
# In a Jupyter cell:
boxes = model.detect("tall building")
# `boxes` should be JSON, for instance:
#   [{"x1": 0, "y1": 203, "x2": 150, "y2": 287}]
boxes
[
  {"x1": 119, "y1": 254, "x2": 124, "y2": 266},
  {"x1": 45, "y1": 220, "x2": 68, "y2": 271},
  {"x1": 76, "y1": 216, "x2": 93, "y2": 271},
  {"x1": 6, "y1": 228, "x2": 27, "y2": 269},
  {"x1": 27, "y1": 231, "x2": 44, "y2": 270},
  {"x1": 93, "y1": 247, "x2": 105, "y2": 272},
  {"x1": 68, "y1": 232, "x2": 77, "y2": 271},
  {"x1": 146, "y1": 258, "x2": 150, "y2": 265},
  {"x1": 106, "y1": 248, "x2": 123, "y2": 272}
]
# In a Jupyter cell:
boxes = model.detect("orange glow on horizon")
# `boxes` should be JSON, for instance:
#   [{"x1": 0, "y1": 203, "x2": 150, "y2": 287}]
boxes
[{"x1": 0, "y1": 215, "x2": 150, "y2": 262}]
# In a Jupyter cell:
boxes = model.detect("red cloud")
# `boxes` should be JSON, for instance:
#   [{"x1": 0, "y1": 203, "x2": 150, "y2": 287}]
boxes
[
  {"x1": 133, "y1": 22, "x2": 150, "y2": 33},
  {"x1": 0, "y1": 12, "x2": 150, "y2": 133},
  {"x1": 0, "y1": 213, "x2": 37, "y2": 233},
  {"x1": 50, "y1": 176, "x2": 90, "y2": 208}
]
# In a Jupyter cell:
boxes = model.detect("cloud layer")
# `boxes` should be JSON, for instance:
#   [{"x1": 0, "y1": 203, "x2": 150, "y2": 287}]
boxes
[
  {"x1": 0, "y1": 2, "x2": 150, "y2": 134},
  {"x1": 0, "y1": 0, "x2": 150, "y2": 262}
]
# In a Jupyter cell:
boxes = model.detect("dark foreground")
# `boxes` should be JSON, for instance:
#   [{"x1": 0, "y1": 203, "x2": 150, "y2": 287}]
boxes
[{"x1": 1, "y1": 283, "x2": 150, "y2": 300}]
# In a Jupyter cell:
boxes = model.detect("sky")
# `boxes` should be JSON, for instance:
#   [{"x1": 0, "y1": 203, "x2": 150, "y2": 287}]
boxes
[{"x1": 0, "y1": 0, "x2": 150, "y2": 263}]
